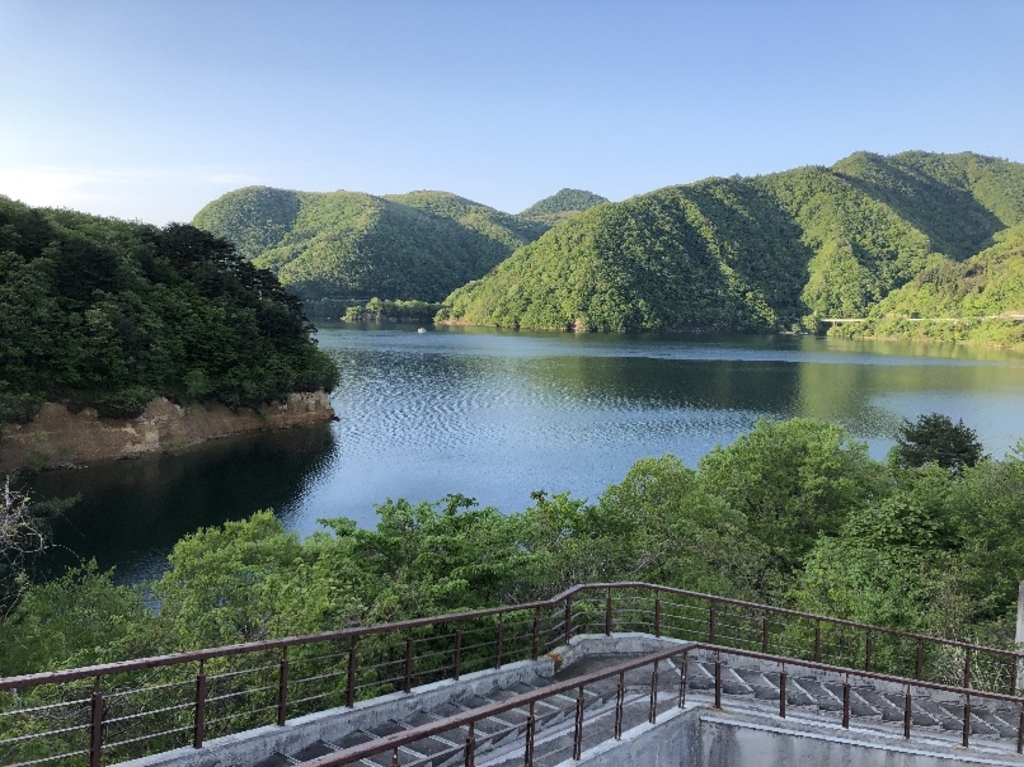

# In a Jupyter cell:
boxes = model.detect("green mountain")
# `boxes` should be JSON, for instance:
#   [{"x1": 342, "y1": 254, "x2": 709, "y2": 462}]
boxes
[
  {"x1": 193, "y1": 187, "x2": 548, "y2": 312},
  {"x1": 0, "y1": 197, "x2": 338, "y2": 423},
  {"x1": 519, "y1": 188, "x2": 608, "y2": 225},
  {"x1": 440, "y1": 152, "x2": 1024, "y2": 335}
]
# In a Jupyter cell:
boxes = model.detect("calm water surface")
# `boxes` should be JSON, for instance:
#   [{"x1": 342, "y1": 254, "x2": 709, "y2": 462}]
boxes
[{"x1": 29, "y1": 325, "x2": 1024, "y2": 583}]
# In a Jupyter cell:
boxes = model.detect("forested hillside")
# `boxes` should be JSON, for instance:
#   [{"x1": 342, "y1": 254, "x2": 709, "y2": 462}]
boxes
[
  {"x1": 0, "y1": 197, "x2": 338, "y2": 423},
  {"x1": 193, "y1": 187, "x2": 550, "y2": 315},
  {"x1": 441, "y1": 152, "x2": 1024, "y2": 336}
]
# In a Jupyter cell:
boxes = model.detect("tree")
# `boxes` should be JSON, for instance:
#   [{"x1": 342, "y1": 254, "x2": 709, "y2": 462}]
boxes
[
  {"x1": 0, "y1": 477, "x2": 49, "y2": 616},
  {"x1": 153, "y1": 510, "x2": 360, "y2": 648},
  {"x1": 697, "y1": 418, "x2": 884, "y2": 579},
  {"x1": 595, "y1": 455, "x2": 770, "y2": 600},
  {"x1": 893, "y1": 413, "x2": 985, "y2": 478}
]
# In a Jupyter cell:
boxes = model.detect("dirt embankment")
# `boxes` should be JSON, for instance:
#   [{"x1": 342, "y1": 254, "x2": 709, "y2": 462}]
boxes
[{"x1": 0, "y1": 391, "x2": 335, "y2": 472}]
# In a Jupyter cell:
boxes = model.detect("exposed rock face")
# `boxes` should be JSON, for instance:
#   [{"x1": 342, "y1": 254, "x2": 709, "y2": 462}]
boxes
[{"x1": 0, "y1": 391, "x2": 335, "y2": 472}]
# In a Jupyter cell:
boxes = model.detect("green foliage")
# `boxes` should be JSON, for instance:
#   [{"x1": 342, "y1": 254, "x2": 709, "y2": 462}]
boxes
[
  {"x1": 893, "y1": 412, "x2": 986, "y2": 477},
  {"x1": 790, "y1": 464, "x2": 969, "y2": 635},
  {"x1": 343, "y1": 297, "x2": 443, "y2": 323},
  {"x1": 0, "y1": 561, "x2": 153, "y2": 675},
  {"x1": 154, "y1": 511, "x2": 363, "y2": 649},
  {"x1": 697, "y1": 418, "x2": 883, "y2": 578},
  {"x1": 950, "y1": 450, "x2": 1024, "y2": 622},
  {"x1": 594, "y1": 456, "x2": 770, "y2": 600},
  {"x1": 0, "y1": 199, "x2": 338, "y2": 422}
]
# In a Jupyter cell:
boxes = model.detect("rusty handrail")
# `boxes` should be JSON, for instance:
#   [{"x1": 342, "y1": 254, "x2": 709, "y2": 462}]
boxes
[
  {"x1": 2, "y1": 582, "x2": 1021, "y2": 767},
  {"x1": 1, "y1": 581, "x2": 1016, "y2": 691}
]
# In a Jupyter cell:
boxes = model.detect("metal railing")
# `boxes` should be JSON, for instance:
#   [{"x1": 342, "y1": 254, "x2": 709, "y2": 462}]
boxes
[{"x1": 1, "y1": 582, "x2": 1019, "y2": 766}]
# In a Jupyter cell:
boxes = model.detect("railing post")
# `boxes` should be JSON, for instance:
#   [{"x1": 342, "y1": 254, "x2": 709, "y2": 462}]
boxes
[
  {"x1": 525, "y1": 701, "x2": 536, "y2": 765},
  {"x1": 404, "y1": 630, "x2": 414, "y2": 694},
  {"x1": 648, "y1": 660, "x2": 659, "y2": 724},
  {"x1": 915, "y1": 641, "x2": 923, "y2": 680},
  {"x1": 761, "y1": 615, "x2": 770, "y2": 653},
  {"x1": 615, "y1": 670, "x2": 625, "y2": 739},
  {"x1": 605, "y1": 588, "x2": 613, "y2": 636},
  {"x1": 531, "y1": 608, "x2": 540, "y2": 660},
  {"x1": 390, "y1": 748, "x2": 399, "y2": 767},
  {"x1": 1011, "y1": 653, "x2": 1019, "y2": 696},
  {"x1": 573, "y1": 686, "x2": 585, "y2": 761},
  {"x1": 454, "y1": 625, "x2": 463, "y2": 679},
  {"x1": 494, "y1": 616, "x2": 504, "y2": 670},
  {"x1": 346, "y1": 636, "x2": 357, "y2": 708},
  {"x1": 1017, "y1": 705, "x2": 1024, "y2": 754},
  {"x1": 193, "y1": 660, "x2": 206, "y2": 749},
  {"x1": 564, "y1": 596, "x2": 573, "y2": 646},
  {"x1": 903, "y1": 687, "x2": 912, "y2": 739},
  {"x1": 464, "y1": 721, "x2": 475, "y2": 767},
  {"x1": 277, "y1": 647, "x2": 289, "y2": 727},
  {"x1": 678, "y1": 649, "x2": 688, "y2": 709},
  {"x1": 962, "y1": 694, "x2": 971, "y2": 748},
  {"x1": 654, "y1": 596, "x2": 662, "y2": 638},
  {"x1": 778, "y1": 669, "x2": 787, "y2": 719},
  {"x1": 714, "y1": 657, "x2": 722, "y2": 710},
  {"x1": 709, "y1": 601, "x2": 717, "y2": 643},
  {"x1": 842, "y1": 680, "x2": 850, "y2": 729},
  {"x1": 813, "y1": 622, "x2": 822, "y2": 663},
  {"x1": 963, "y1": 647, "x2": 972, "y2": 690},
  {"x1": 90, "y1": 684, "x2": 104, "y2": 767}
]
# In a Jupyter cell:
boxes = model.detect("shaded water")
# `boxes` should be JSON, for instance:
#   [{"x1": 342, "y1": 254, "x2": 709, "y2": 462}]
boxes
[{"x1": 28, "y1": 325, "x2": 1024, "y2": 584}]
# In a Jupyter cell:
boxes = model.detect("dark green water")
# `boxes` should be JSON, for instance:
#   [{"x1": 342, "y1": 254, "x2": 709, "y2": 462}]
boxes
[{"x1": 27, "y1": 325, "x2": 1024, "y2": 584}]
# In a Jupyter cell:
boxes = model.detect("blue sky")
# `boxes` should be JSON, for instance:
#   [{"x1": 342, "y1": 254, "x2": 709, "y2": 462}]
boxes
[{"x1": 2, "y1": 0, "x2": 1022, "y2": 225}]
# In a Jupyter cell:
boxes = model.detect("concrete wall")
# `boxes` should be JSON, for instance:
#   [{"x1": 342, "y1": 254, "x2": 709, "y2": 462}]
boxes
[{"x1": 697, "y1": 710, "x2": 1021, "y2": 767}]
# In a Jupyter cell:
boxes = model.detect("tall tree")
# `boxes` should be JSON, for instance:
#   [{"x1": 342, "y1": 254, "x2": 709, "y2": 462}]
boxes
[{"x1": 892, "y1": 413, "x2": 985, "y2": 478}]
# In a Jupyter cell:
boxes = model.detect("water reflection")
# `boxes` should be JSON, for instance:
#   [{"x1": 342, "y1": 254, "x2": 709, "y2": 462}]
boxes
[{"x1": 30, "y1": 424, "x2": 337, "y2": 583}]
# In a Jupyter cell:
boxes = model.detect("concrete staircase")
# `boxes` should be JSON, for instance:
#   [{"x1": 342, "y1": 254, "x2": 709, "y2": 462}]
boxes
[{"x1": 181, "y1": 637, "x2": 1024, "y2": 766}]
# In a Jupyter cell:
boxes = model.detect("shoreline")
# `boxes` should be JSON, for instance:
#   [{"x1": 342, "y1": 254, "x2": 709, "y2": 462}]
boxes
[{"x1": 0, "y1": 391, "x2": 335, "y2": 473}]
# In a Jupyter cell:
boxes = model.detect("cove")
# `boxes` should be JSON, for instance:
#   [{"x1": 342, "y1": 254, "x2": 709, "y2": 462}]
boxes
[{"x1": 28, "y1": 324, "x2": 1024, "y2": 585}]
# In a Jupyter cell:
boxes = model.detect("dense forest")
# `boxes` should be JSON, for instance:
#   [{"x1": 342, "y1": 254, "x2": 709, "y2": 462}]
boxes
[
  {"x1": 518, "y1": 188, "x2": 609, "y2": 226},
  {"x1": 2, "y1": 414, "x2": 1020, "y2": 678},
  {"x1": 0, "y1": 197, "x2": 338, "y2": 424},
  {"x1": 442, "y1": 152, "x2": 1024, "y2": 337}
]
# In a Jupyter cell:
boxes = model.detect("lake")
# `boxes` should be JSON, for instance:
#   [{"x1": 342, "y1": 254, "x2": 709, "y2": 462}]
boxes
[{"x1": 28, "y1": 325, "x2": 1024, "y2": 584}]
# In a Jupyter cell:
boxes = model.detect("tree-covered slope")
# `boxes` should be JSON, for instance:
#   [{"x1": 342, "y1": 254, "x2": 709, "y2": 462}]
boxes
[
  {"x1": 0, "y1": 197, "x2": 338, "y2": 423},
  {"x1": 193, "y1": 187, "x2": 548, "y2": 309},
  {"x1": 834, "y1": 225, "x2": 1024, "y2": 345},
  {"x1": 519, "y1": 188, "x2": 609, "y2": 226},
  {"x1": 441, "y1": 179, "x2": 811, "y2": 332},
  {"x1": 441, "y1": 152, "x2": 1024, "y2": 333}
]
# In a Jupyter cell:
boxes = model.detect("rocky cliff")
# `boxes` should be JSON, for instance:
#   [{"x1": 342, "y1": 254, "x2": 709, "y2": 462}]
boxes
[{"x1": 0, "y1": 391, "x2": 335, "y2": 472}]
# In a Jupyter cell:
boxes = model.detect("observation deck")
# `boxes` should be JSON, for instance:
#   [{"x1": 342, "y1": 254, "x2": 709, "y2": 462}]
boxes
[{"x1": 3, "y1": 583, "x2": 1023, "y2": 766}]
